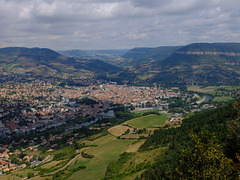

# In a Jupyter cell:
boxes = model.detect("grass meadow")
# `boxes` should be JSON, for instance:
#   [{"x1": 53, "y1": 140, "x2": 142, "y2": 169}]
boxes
[
  {"x1": 213, "y1": 96, "x2": 234, "y2": 102},
  {"x1": 125, "y1": 114, "x2": 169, "y2": 128},
  {"x1": 68, "y1": 134, "x2": 135, "y2": 180}
]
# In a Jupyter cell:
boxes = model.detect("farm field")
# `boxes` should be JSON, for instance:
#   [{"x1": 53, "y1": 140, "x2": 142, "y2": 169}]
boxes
[
  {"x1": 187, "y1": 85, "x2": 240, "y2": 95},
  {"x1": 1, "y1": 168, "x2": 35, "y2": 180},
  {"x1": 104, "y1": 146, "x2": 169, "y2": 180},
  {"x1": 213, "y1": 96, "x2": 234, "y2": 102},
  {"x1": 125, "y1": 114, "x2": 169, "y2": 128},
  {"x1": 68, "y1": 134, "x2": 136, "y2": 180},
  {"x1": 41, "y1": 160, "x2": 64, "y2": 169},
  {"x1": 126, "y1": 140, "x2": 146, "y2": 153},
  {"x1": 131, "y1": 108, "x2": 159, "y2": 114},
  {"x1": 187, "y1": 85, "x2": 216, "y2": 94},
  {"x1": 83, "y1": 133, "x2": 116, "y2": 146},
  {"x1": 108, "y1": 125, "x2": 134, "y2": 136}
]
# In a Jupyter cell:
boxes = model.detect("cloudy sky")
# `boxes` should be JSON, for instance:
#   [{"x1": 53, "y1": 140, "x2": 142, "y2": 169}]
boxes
[{"x1": 1, "y1": 0, "x2": 240, "y2": 50}]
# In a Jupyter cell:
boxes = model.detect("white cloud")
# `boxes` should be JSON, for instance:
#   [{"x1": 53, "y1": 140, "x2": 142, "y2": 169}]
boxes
[
  {"x1": 0, "y1": 0, "x2": 240, "y2": 49},
  {"x1": 127, "y1": 32, "x2": 147, "y2": 40}
]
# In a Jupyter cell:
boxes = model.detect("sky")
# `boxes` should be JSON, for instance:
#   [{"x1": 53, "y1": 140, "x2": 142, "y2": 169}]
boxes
[{"x1": 0, "y1": 0, "x2": 240, "y2": 50}]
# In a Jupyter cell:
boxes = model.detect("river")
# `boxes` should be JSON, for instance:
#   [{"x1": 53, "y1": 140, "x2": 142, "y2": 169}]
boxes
[{"x1": 203, "y1": 94, "x2": 212, "y2": 103}]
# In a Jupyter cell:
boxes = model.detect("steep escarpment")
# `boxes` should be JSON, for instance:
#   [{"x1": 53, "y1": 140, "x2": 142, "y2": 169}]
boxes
[{"x1": 117, "y1": 43, "x2": 240, "y2": 86}]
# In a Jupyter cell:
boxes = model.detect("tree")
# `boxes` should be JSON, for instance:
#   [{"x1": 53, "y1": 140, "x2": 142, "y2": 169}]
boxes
[
  {"x1": 27, "y1": 172, "x2": 34, "y2": 179},
  {"x1": 225, "y1": 100, "x2": 240, "y2": 161},
  {"x1": 175, "y1": 130, "x2": 237, "y2": 179}
]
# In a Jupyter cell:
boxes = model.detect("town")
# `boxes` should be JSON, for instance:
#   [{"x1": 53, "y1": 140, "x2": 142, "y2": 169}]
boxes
[
  {"x1": 0, "y1": 78, "x2": 183, "y2": 174},
  {"x1": 0, "y1": 80, "x2": 180, "y2": 136},
  {"x1": 0, "y1": 75, "x2": 236, "y2": 176}
]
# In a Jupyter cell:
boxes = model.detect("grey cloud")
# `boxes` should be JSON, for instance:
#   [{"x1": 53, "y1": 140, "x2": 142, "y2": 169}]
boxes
[{"x1": 0, "y1": 0, "x2": 240, "y2": 50}]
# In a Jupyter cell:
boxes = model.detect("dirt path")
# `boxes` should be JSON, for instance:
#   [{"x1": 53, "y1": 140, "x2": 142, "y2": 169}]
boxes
[
  {"x1": 45, "y1": 137, "x2": 116, "y2": 175},
  {"x1": 46, "y1": 153, "x2": 82, "y2": 175}
]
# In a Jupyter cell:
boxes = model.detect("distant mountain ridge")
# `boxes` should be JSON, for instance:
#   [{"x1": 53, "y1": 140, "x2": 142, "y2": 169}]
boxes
[
  {"x1": 175, "y1": 43, "x2": 240, "y2": 52},
  {"x1": 58, "y1": 49, "x2": 89, "y2": 58},
  {"x1": 118, "y1": 46, "x2": 182, "y2": 67},
  {"x1": 0, "y1": 47, "x2": 120, "y2": 75},
  {"x1": 1, "y1": 43, "x2": 240, "y2": 86},
  {"x1": 122, "y1": 47, "x2": 153, "y2": 59},
  {"x1": 176, "y1": 51, "x2": 240, "y2": 56},
  {"x1": 116, "y1": 43, "x2": 240, "y2": 86},
  {"x1": 161, "y1": 43, "x2": 240, "y2": 67},
  {"x1": 58, "y1": 49, "x2": 129, "y2": 65}
]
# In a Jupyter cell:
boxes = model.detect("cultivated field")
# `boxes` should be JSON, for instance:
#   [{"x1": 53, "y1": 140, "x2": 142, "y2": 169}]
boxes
[
  {"x1": 187, "y1": 85, "x2": 240, "y2": 95},
  {"x1": 126, "y1": 140, "x2": 146, "y2": 153},
  {"x1": 125, "y1": 114, "x2": 169, "y2": 128},
  {"x1": 108, "y1": 125, "x2": 134, "y2": 136},
  {"x1": 213, "y1": 97, "x2": 234, "y2": 102},
  {"x1": 68, "y1": 134, "x2": 136, "y2": 180},
  {"x1": 187, "y1": 85, "x2": 216, "y2": 94}
]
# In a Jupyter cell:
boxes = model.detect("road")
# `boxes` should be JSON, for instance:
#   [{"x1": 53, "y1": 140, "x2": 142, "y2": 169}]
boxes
[
  {"x1": 31, "y1": 155, "x2": 52, "y2": 167},
  {"x1": 45, "y1": 137, "x2": 116, "y2": 175},
  {"x1": 195, "y1": 93, "x2": 206, "y2": 104},
  {"x1": 46, "y1": 153, "x2": 82, "y2": 175}
]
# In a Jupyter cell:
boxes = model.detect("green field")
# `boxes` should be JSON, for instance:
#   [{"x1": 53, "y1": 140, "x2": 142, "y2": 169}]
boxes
[
  {"x1": 213, "y1": 97, "x2": 234, "y2": 102},
  {"x1": 126, "y1": 114, "x2": 169, "y2": 128},
  {"x1": 132, "y1": 109, "x2": 159, "y2": 116},
  {"x1": 1, "y1": 168, "x2": 35, "y2": 180},
  {"x1": 68, "y1": 134, "x2": 135, "y2": 180},
  {"x1": 187, "y1": 85, "x2": 216, "y2": 94},
  {"x1": 104, "y1": 146, "x2": 169, "y2": 180},
  {"x1": 187, "y1": 85, "x2": 240, "y2": 95}
]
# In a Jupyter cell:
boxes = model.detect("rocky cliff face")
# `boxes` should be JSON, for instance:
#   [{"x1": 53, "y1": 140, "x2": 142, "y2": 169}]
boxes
[
  {"x1": 116, "y1": 43, "x2": 240, "y2": 86},
  {"x1": 175, "y1": 51, "x2": 240, "y2": 56}
]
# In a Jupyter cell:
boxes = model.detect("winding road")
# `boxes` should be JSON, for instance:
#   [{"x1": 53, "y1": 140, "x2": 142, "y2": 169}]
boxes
[
  {"x1": 45, "y1": 153, "x2": 82, "y2": 175},
  {"x1": 45, "y1": 137, "x2": 117, "y2": 175}
]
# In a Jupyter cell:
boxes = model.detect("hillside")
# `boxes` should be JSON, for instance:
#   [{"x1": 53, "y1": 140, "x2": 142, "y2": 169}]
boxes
[
  {"x1": 0, "y1": 47, "x2": 120, "y2": 76},
  {"x1": 85, "y1": 49, "x2": 128, "y2": 58},
  {"x1": 115, "y1": 46, "x2": 181, "y2": 67},
  {"x1": 117, "y1": 43, "x2": 240, "y2": 86},
  {"x1": 161, "y1": 43, "x2": 240, "y2": 67},
  {"x1": 103, "y1": 101, "x2": 240, "y2": 179},
  {"x1": 58, "y1": 49, "x2": 90, "y2": 59},
  {"x1": 59, "y1": 49, "x2": 129, "y2": 65}
]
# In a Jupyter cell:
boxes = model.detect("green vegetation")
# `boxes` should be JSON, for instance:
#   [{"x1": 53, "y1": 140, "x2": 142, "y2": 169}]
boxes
[
  {"x1": 37, "y1": 160, "x2": 69, "y2": 175},
  {"x1": 0, "y1": 47, "x2": 120, "y2": 76},
  {"x1": 27, "y1": 172, "x2": 34, "y2": 179},
  {"x1": 81, "y1": 151, "x2": 94, "y2": 158},
  {"x1": 53, "y1": 152, "x2": 72, "y2": 161},
  {"x1": 187, "y1": 85, "x2": 239, "y2": 108},
  {"x1": 116, "y1": 43, "x2": 240, "y2": 86},
  {"x1": 68, "y1": 135, "x2": 135, "y2": 180},
  {"x1": 214, "y1": 96, "x2": 234, "y2": 102},
  {"x1": 120, "y1": 46, "x2": 181, "y2": 67},
  {"x1": 104, "y1": 152, "x2": 136, "y2": 179},
  {"x1": 51, "y1": 169, "x2": 78, "y2": 180},
  {"x1": 45, "y1": 145, "x2": 76, "y2": 161},
  {"x1": 133, "y1": 110, "x2": 160, "y2": 116},
  {"x1": 126, "y1": 114, "x2": 169, "y2": 128},
  {"x1": 77, "y1": 97, "x2": 98, "y2": 105},
  {"x1": 41, "y1": 160, "x2": 65, "y2": 169},
  {"x1": 67, "y1": 159, "x2": 87, "y2": 175},
  {"x1": 174, "y1": 131, "x2": 236, "y2": 179},
  {"x1": 104, "y1": 147, "x2": 168, "y2": 180},
  {"x1": 168, "y1": 96, "x2": 198, "y2": 110},
  {"x1": 59, "y1": 49, "x2": 129, "y2": 64},
  {"x1": 188, "y1": 85, "x2": 240, "y2": 96},
  {"x1": 136, "y1": 101, "x2": 240, "y2": 179},
  {"x1": 1, "y1": 43, "x2": 240, "y2": 86}
]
